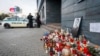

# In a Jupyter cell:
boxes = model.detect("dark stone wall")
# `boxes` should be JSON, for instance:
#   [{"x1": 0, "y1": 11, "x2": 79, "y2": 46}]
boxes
[
  {"x1": 62, "y1": 0, "x2": 100, "y2": 45},
  {"x1": 46, "y1": 0, "x2": 61, "y2": 24}
]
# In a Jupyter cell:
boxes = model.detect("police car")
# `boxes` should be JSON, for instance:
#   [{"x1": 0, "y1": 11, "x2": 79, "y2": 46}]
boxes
[{"x1": 1, "y1": 17, "x2": 37, "y2": 28}]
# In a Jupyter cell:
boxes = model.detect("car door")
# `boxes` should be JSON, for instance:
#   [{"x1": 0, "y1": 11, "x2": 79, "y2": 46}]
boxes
[
  {"x1": 10, "y1": 18, "x2": 22, "y2": 27},
  {"x1": 10, "y1": 18, "x2": 28, "y2": 27},
  {"x1": 10, "y1": 18, "x2": 18, "y2": 27},
  {"x1": 15, "y1": 18, "x2": 27, "y2": 27},
  {"x1": 22, "y1": 19, "x2": 28, "y2": 27},
  {"x1": 15, "y1": 18, "x2": 23, "y2": 27}
]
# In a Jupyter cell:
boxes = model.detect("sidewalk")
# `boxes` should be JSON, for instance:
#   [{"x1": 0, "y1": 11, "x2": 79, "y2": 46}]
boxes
[{"x1": 42, "y1": 23, "x2": 61, "y2": 31}]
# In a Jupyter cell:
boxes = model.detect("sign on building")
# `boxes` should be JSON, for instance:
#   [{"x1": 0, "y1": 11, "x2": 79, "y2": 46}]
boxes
[{"x1": 90, "y1": 23, "x2": 100, "y2": 33}]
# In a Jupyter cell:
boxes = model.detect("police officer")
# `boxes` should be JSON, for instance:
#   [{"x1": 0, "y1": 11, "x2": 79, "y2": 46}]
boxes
[{"x1": 27, "y1": 13, "x2": 33, "y2": 28}]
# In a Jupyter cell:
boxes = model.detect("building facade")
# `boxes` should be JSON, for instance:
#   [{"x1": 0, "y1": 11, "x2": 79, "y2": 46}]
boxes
[
  {"x1": 62, "y1": 0, "x2": 100, "y2": 45},
  {"x1": 37, "y1": 0, "x2": 100, "y2": 45},
  {"x1": 37, "y1": 0, "x2": 61, "y2": 24}
]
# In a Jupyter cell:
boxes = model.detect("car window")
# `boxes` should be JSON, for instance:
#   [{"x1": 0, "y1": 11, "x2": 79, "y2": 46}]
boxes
[
  {"x1": 3, "y1": 17, "x2": 28, "y2": 21},
  {"x1": 4, "y1": 18, "x2": 16, "y2": 21},
  {"x1": 16, "y1": 18, "x2": 20, "y2": 21},
  {"x1": 17, "y1": 18, "x2": 27, "y2": 21},
  {"x1": 23, "y1": 18, "x2": 28, "y2": 21},
  {"x1": 11, "y1": 18, "x2": 17, "y2": 21}
]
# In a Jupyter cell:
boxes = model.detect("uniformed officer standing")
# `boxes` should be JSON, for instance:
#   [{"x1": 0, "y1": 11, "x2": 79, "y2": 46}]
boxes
[{"x1": 27, "y1": 13, "x2": 33, "y2": 28}]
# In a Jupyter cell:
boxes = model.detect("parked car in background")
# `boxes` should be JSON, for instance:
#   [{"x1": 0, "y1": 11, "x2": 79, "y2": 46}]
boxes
[{"x1": 1, "y1": 17, "x2": 37, "y2": 28}]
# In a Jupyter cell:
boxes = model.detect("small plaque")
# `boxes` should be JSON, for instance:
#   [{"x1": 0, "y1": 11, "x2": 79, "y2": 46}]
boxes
[{"x1": 90, "y1": 23, "x2": 100, "y2": 33}]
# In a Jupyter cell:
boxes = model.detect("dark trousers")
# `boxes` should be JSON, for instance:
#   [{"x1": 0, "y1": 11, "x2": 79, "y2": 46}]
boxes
[
  {"x1": 29, "y1": 21, "x2": 33, "y2": 28},
  {"x1": 37, "y1": 22, "x2": 41, "y2": 28},
  {"x1": 37, "y1": 23, "x2": 41, "y2": 28}
]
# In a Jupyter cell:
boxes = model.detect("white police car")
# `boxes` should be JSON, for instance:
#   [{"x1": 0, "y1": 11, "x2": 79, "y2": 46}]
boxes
[{"x1": 1, "y1": 17, "x2": 37, "y2": 28}]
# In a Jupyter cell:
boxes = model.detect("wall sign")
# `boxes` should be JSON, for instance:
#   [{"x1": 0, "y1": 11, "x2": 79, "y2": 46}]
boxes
[{"x1": 90, "y1": 23, "x2": 100, "y2": 33}]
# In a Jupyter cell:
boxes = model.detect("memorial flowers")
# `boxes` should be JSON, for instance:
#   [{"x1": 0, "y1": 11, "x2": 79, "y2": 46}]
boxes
[{"x1": 40, "y1": 29, "x2": 100, "y2": 56}]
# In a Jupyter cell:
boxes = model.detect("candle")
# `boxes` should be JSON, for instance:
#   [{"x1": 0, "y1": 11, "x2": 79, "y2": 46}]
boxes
[{"x1": 83, "y1": 46, "x2": 91, "y2": 55}]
